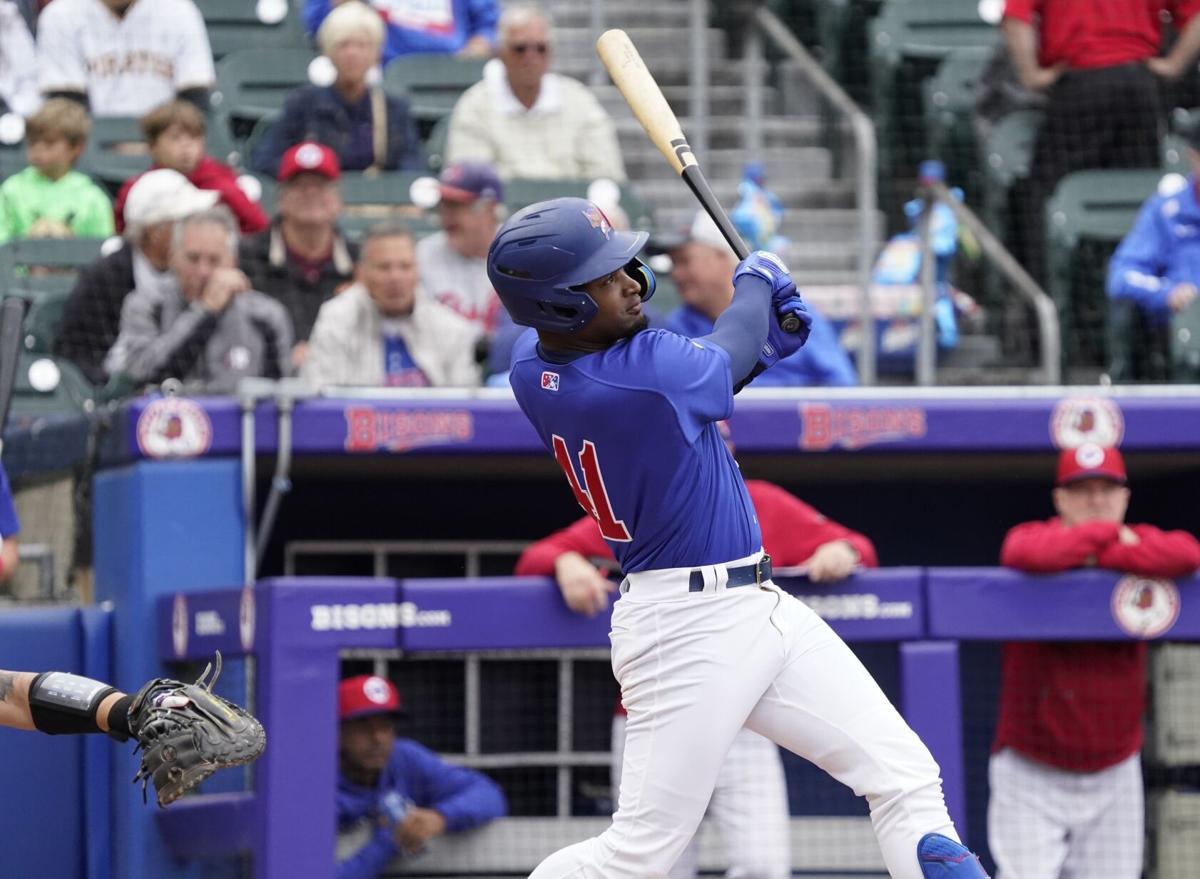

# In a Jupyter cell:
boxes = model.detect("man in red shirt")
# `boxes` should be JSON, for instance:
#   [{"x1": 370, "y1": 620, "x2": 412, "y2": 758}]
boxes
[
  {"x1": 989, "y1": 443, "x2": 1200, "y2": 879},
  {"x1": 515, "y1": 428, "x2": 878, "y2": 879},
  {"x1": 1002, "y1": 0, "x2": 1200, "y2": 282}
]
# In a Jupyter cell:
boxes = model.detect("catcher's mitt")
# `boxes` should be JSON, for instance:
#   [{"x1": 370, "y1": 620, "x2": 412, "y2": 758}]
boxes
[{"x1": 128, "y1": 651, "x2": 266, "y2": 807}]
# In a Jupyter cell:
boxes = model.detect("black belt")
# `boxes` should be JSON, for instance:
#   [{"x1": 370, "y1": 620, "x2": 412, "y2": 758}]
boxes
[{"x1": 687, "y1": 555, "x2": 772, "y2": 593}]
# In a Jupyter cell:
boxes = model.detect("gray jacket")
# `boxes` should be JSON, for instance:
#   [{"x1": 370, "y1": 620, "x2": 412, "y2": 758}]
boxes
[{"x1": 106, "y1": 280, "x2": 294, "y2": 393}]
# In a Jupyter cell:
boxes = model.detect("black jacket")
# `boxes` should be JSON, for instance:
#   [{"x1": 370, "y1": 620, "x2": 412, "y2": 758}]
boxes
[
  {"x1": 238, "y1": 221, "x2": 358, "y2": 343},
  {"x1": 54, "y1": 244, "x2": 136, "y2": 385}
]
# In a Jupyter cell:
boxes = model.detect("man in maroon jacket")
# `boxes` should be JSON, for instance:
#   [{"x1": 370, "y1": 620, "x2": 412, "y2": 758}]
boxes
[{"x1": 989, "y1": 443, "x2": 1200, "y2": 879}]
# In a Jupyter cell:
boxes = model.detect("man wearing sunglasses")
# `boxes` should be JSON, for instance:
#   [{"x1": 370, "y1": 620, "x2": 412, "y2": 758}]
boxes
[{"x1": 445, "y1": 4, "x2": 626, "y2": 182}]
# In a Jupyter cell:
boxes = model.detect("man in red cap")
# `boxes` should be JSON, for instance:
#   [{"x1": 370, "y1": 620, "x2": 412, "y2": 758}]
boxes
[
  {"x1": 989, "y1": 443, "x2": 1200, "y2": 879},
  {"x1": 240, "y1": 141, "x2": 357, "y2": 370},
  {"x1": 336, "y1": 674, "x2": 507, "y2": 879}
]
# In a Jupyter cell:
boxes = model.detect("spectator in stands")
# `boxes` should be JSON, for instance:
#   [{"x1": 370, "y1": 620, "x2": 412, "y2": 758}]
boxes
[
  {"x1": 661, "y1": 212, "x2": 857, "y2": 387},
  {"x1": 336, "y1": 675, "x2": 507, "y2": 879},
  {"x1": 1002, "y1": 0, "x2": 1200, "y2": 282},
  {"x1": 36, "y1": 0, "x2": 215, "y2": 116},
  {"x1": 114, "y1": 101, "x2": 267, "y2": 236},
  {"x1": 250, "y1": 1, "x2": 421, "y2": 178},
  {"x1": 445, "y1": 5, "x2": 626, "y2": 181},
  {"x1": 516, "y1": 422, "x2": 876, "y2": 879},
  {"x1": 0, "y1": 98, "x2": 112, "y2": 242},
  {"x1": 305, "y1": 0, "x2": 497, "y2": 64},
  {"x1": 55, "y1": 169, "x2": 217, "y2": 385},
  {"x1": 417, "y1": 160, "x2": 504, "y2": 339},
  {"x1": 0, "y1": 1, "x2": 39, "y2": 117},
  {"x1": 105, "y1": 207, "x2": 293, "y2": 392},
  {"x1": 1106, "y1": 140, "x2": 1200, "y2": 378},
  {"x1": 240, "y1": 142, "x2": 357, "y2": 369},
  {"x1": 990, "y1": 444, "x2": 1200, "y2": 879},
  {"x1": 0, "y1": 460, "x2": 20, "y2": 589},
  {"x1": 302, "y1": 223, "x2": 480, "y2": 388}
]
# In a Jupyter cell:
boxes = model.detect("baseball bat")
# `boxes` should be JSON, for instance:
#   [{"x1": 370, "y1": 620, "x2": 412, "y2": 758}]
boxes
[
  {"x1": 595, "y1": 28, "x2": 801, "y2": 333},
  {"x1": 0, "y1": 297, "x2": 26, "y2": 454}
]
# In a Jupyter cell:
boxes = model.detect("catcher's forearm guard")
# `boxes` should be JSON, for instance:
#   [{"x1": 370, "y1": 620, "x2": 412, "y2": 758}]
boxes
[
  {"x1": 128, "y1": 651, "x2": 267, "y2": 807},
  {"x1": 27, "y1": 671, "x2": 125, "y2": 740}
]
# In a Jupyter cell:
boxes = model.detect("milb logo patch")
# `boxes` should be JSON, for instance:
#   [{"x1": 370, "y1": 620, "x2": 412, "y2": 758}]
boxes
[{"x1": 541, "y1": 371, "x2": 560, "y2": 391}]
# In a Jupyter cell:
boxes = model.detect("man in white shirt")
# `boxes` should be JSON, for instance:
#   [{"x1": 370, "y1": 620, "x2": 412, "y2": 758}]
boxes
[
  {"x1": 37, "y1": 0, "x2": 215, "y2": 116},
  {"x1": 445, "y1": 4, "x2": 625, "y2": 181},
  {"x1": 416, "y1": 160, "x2": 504, "y2": 339},
  {"x1": 303, "y1": 223, "x2": 481, "y2": 388},
  {"x1": 0, "y1": 1, "x2": 38, "y2": 117}
]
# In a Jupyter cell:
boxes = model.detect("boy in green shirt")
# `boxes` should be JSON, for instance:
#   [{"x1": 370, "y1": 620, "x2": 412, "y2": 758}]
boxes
[{"x1": 0, "y1": 99, "x2": 114, "y2": 243}]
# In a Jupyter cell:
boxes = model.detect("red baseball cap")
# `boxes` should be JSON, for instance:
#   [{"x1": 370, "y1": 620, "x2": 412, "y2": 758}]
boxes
[
  {"x1": 1056, "y1": 443, "x2": 1127, "y2": 486},
  {"x1": 338, "y1": 675, "x2": 406, "y2": 721},
  {"x1": 278, "y1": 141, "x2": 340, "y2": 184}
]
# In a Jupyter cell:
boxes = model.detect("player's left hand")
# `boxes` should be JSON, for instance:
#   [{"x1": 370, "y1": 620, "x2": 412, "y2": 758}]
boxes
[
  {"x1": 394, "y1": 806, "x2": 447, "y2": 854},
  {"x1": 804, "y1": 540, "x2": 861, "y2": 583},
  {"x1": 128, "y1": 651, "x2": 266, "y2": 807}
]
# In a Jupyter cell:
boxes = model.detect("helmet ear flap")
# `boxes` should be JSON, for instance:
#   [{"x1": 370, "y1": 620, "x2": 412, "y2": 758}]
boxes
[{"x1": 625, "y1": 258, "x2": 656, "y2": 303}]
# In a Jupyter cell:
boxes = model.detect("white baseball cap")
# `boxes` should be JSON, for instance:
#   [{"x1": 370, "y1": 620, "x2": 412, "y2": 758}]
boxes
[
  {"x1": 649, "y1": 210, "x2": 734, "y2": 256},
  {"x1": 125, "y1": 169, "x2": 220, "y2": 231}
]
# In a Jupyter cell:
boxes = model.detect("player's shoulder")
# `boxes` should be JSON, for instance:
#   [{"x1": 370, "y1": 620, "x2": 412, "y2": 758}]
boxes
[{"x1": 614, "y1": 327, "x2": 728, "y2": 369}]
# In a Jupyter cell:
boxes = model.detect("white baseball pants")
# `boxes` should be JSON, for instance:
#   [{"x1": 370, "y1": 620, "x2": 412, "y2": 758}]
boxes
[
  {"x1": 529, "y1": 552, "x2": 958, "y2": 879},
  {"x1": 988, "y1": 748, "x2": 1143, "y2": 879},
  {"x1": 612, "y1": 717, "x2": 791, "y2": 879}
]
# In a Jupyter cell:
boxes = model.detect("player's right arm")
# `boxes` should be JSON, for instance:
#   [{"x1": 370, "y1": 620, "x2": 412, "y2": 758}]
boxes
[
  {"x1": 1000, "y1": 519, "x2": 1122, "y2": 572},
  {"x1": 700, "y1": 265, "x2": 771, "y2": 386},
  {"x1": 0, "y1": 670, "x2": 35, "y2": 730}
]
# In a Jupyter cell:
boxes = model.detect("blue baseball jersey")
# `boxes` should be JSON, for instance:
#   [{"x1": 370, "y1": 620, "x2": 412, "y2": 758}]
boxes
[{"x1": 510, "y1": 328, "x2": 761, "y2": 572}]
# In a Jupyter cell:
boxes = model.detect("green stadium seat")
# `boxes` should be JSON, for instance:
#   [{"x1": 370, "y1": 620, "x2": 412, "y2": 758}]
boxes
[
  {"x1": 0, "y1": 237, "x2": 105, "y2": 280},
  {"x1": 213, "y1": 49, "x2": 317, "y2": 143},
  {"x1": 14, "y1": 287, "x2": 70, "y2": 354},
  {"x1": 382, "y1": 54, "x2": 486, "y2": 136},
  {"x1": 503, "y1": 179, "x2": 654, "y2": 230},
  {"x1": 924, "y1": 47, "x2": 991, "y2": 195},
  {"x1": 10, "y1": 352, "x2": 94, "y2": 416},
  {"x1": 1171, "y1": 299, "x2": 1200, "y2": 381},
  {"x1": 195, "y1": 0, "x2": 308, "y2": 61},
  {"x1": 1044, "y1": 169, "x2": 1163, "y2": 374},
  {"x1": 869, "y1": 0, "x2": 999, "y2": 209},
  {"x1": 77, "y1": 117, "x2": 150, "y2": 196},
  {"x1": 424, "y1": 115, "x2": 451, "y2": 173}
]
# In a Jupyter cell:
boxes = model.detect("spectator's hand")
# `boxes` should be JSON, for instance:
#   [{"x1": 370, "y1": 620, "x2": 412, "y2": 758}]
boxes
[
  {"x1": 459, "y1": 35, "x2": 493, "y2": 57},
  {"x1": 393, "y1": 807, "x2": 447, "y2": 854},
  {"x1": 804, "y1": 540, "x2": 860, "y2": 584},
  {"x1": 1146, "y1": 56, "x2": 1185, "y2": 81},
  {"x1": 1019, "y1": 62, "x2": 1066, "y2": 92},
  {"x1": 1119, "y1": 526, "x2": 1141, "y2": 546},
  {"x1": 1167, "y1": 282, "x2": 1197, "y2": 313},
  {"x1": 554, "y1": 551, "x2": 615, "y2": 617},
  {"x1": 291, "y1": 341, "x2": 309, "y2": 369},
  {"x1": 200, "y1": 268, "x2": 250, "y2": 314}
]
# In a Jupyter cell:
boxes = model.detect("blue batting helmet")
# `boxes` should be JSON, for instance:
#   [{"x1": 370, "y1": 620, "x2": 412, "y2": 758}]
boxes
[{"x1": 486, "y1": 198, "x2": 655, "y2": 333}]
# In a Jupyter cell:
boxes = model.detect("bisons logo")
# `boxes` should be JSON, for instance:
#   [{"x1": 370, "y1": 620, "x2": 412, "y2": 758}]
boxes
[
  {"x1": 136, "y1": 397, "x2": 213, "y2": 459},
  {"x1": 1111, "y1": 575, "x2": 1180, "y2": 639},
  {"x1": 343, "y1": 407, "x2": 474, "y2": 452},
  {"x1": 1051, "y1": 397, "x2": 1123, "y2": 449},
  {"x1": 800, "y1": 404, "x2": 927, "y2": 451}
]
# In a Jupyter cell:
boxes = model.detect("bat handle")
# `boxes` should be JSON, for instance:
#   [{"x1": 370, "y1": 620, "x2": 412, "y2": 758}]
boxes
[{"x1": 780, "y1": 314, "x2": 802, "y2": 334}]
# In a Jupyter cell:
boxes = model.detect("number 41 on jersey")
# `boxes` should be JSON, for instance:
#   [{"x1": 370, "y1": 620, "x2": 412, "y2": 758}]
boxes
[{"x1": 551, "y1": 435, "x2": 632, "y2": 542}]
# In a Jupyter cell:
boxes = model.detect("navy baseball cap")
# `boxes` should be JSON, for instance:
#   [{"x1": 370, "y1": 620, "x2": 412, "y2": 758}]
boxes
[{"x1": 438, "y1": 161, "x2": 504, "y2": 204}]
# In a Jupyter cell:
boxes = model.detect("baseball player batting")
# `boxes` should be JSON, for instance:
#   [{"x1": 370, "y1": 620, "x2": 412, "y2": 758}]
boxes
[{"x1": 487, "y1": 198, "x2": 988, "y2": 879}]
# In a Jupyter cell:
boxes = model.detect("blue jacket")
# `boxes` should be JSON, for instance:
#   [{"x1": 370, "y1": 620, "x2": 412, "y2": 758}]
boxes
[
  {"x1": 249, "y1": 85, "x2": 422, "y2": 178},
  {"x1": 1107, "y1": 174, "x2": 1200, "y2": 324},
  {"x1": 664, "y1": 304, "x2": 859, "y2": 387},
  {"x1": 304, "y1": 0, "x2": 498, "y2": 64},
  {"x1": 336, "y1": 739, "x2": 507, "y2": 879}
]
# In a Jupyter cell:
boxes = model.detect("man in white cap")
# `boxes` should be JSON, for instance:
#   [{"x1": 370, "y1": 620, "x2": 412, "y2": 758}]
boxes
[{"x1": 55, "y1": 167, "x2": 218, "y2": 385}]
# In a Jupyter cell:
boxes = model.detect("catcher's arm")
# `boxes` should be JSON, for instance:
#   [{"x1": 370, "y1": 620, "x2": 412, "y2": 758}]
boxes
[{"x1": 0, "y1": 668, "x2": 126, "y2": 734}]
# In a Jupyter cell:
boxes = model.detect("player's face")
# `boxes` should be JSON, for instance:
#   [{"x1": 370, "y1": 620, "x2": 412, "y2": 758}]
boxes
[
  {"x1": 339, "y1": 714, "x2": 396, "y2": 775},
  {"x1": 1053, "y1": 478, "x2": 1130, "y2": 527},
  {"x1": 26, "y1": 137, "x2": 82, "y2": 182},
  {"x1": 360, "y1": 234, "x2": 419, "y2": 317},
  {"x1": 151, "y1": 124, "x2": 204, "y2": 176},
  {"x1": 669, "y1": 242, "x2": 735, "y2": 320},
  {"x1": 439, "y1": 199, "x2": 497, "y2": 258},
  {"x1": 500, "y1": 19, "x2": 551, "y2": 92},
  {"x1": 172, "y1": 221, "x2": 234, "y2": 302},
  {"x1": 575, "y1": 267, "x2": 648, "y2": 345},
  {"x1": 278, "y1": 173, "x2": 342, "y2": 229}
]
